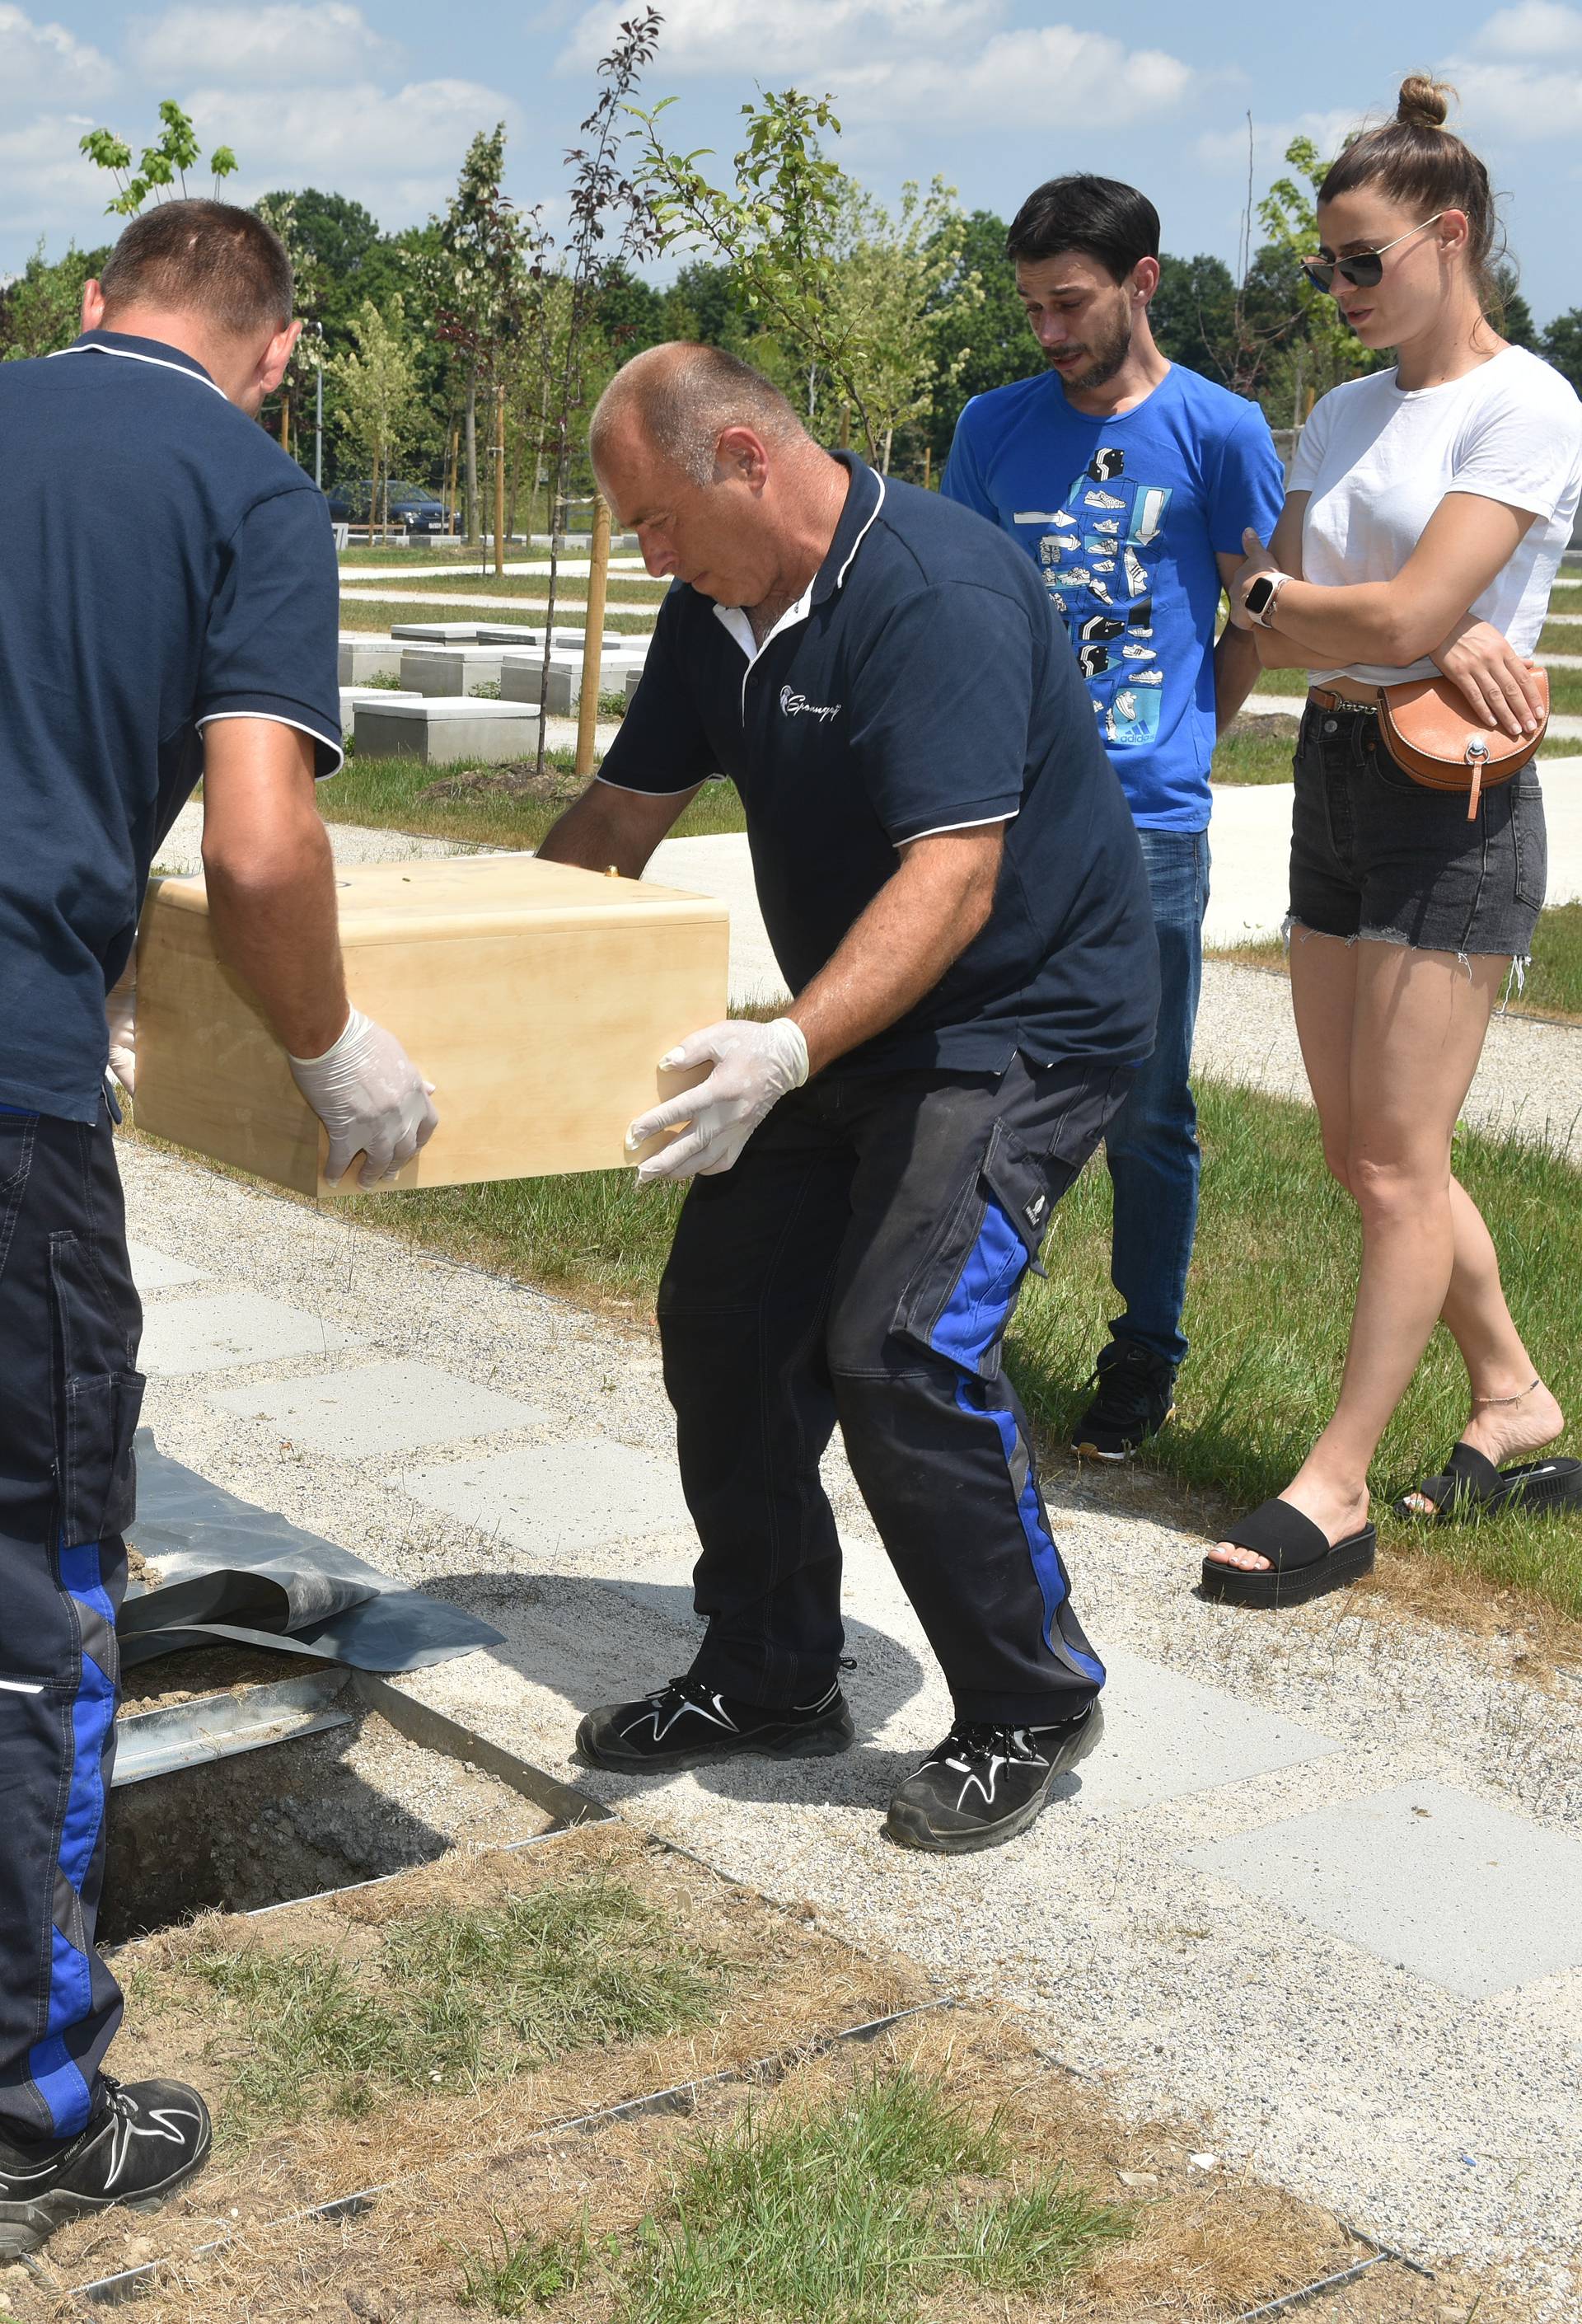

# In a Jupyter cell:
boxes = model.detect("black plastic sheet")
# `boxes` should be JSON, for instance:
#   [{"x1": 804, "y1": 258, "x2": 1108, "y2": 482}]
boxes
[{"x1": 118, "y1": 1432, "x2": 504, "y2": 1673}]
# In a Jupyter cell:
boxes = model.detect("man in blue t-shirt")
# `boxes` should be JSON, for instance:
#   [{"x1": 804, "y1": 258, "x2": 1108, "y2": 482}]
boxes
[{"x1": 944, "y1": 174, "x2": 1284, "y2": 1462}]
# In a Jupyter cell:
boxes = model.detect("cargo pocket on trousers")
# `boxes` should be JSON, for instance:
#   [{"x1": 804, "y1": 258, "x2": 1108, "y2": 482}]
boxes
[
  {"x1": 892, "y1": 1119, "x2": 1075, "y2": 1383},
  {"x1": 49, "y1": 1233, "x2": 145, "y2": 1546}
]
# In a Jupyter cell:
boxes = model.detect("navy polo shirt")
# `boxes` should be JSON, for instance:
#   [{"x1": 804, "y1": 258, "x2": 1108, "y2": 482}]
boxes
[
  {"x1": 601, "y1": 455, "x2": 1158, "y2": 1074},
  {"x1": 0, "y1": 330, "x2": 343, "y2": 1122}
]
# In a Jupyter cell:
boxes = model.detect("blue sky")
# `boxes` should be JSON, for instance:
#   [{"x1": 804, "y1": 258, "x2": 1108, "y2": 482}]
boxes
[{"x1": 4, "y1": 0, "x2": 1580, "y2": 326}]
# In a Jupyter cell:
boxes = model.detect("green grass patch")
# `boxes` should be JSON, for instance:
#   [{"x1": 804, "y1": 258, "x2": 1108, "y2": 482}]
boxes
[
  {"x1": 455, "y1": 2068, "x2": 1129, "y2": 2322},
  {"x1": 367, "y1": 1072, "x2": 1582, "y2": 1619},
  {"x1": 337, "y1": 596, "x2": 657, "y2": 637},
  {"x1": 322, "y1": 753, "x2": 746, "y2": 851},
  {"x1": 1211, "y1": 715, "x2": 1300, "y2": 784},
  {"x1": 186, "y1": 1878, "x2": 721, "y2": 2139},
  {"x1": 352, "y1": 568, "x2": 669, "y2": 604},
  {"x1": 1538, "y1": 622, "x2": 1580, "y2": 659}
]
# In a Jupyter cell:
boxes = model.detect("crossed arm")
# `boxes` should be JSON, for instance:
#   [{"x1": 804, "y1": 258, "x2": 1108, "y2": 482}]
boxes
[{"x1": 1233, "y1": 490, "x2": 1545, "y2": 735}]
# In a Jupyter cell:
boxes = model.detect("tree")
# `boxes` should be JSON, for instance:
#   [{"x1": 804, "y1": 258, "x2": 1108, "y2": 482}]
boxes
[
  {"x1": 1490, "y1": 263, "x2": 1538, "y2": 350},
  {"x1": 80, "y1": 101, "x2": 236, "y2": 216},
  {"x1": 325, "y1": 295, "x2": 424, "y2": 535},
  {"x1": 922, "y1": 210, "x2": 1037, "y2": 466},
  {"x1": 527, "y1": 6, "x2": 666, "y2": 768},
  {"x1": 0, "y1": 240, "x2": 111, "y2": 361},
  {"x1": 1150, "y1": 252, "x2": 1241, "y2": 385},
  {"x1": 634, "y1": 88, "x2": 979, "y2": 467},
  {"x1": 1253, "y1": 134, "x2": 1380, "y2": 422},
  {"x1": 1542, "y1": 307, "x2": 1582, "y2": 396},
  {"x1": 424, "y1": 124, "x2": 538, "y2": 541}
]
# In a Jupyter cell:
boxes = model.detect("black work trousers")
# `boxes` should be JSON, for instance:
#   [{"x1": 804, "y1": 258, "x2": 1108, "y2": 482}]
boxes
[
  {"x1": 0, "y1": 1103, "x2": 141, "y2": 2145},
  {"x1": 657, "y1": 1053, "x2": 1130, "y2": 1727}
]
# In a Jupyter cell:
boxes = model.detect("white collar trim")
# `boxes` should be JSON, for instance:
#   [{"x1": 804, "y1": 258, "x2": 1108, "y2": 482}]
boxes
[
  {"x1": 49, "y1": 342, "x2": 228, "y2": 402},
  {"x1": 709, "y1": 466, "x2": 886, "y2": 672}
]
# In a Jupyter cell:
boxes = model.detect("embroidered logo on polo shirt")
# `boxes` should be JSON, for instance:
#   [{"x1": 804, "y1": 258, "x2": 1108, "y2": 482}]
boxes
[{"x1": 779, "y1": 686, "x2": 840, "y2": 724}]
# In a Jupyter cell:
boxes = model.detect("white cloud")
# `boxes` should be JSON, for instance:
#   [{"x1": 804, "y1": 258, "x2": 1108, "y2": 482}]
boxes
[
  {"x1": 0, "y1": 6, "x2": 113, "y2": 114},
  {"x1": 179, "y1": 77, "x2": 519, "y2": 212},
  {"x1": 1439, "y1": 55, "x2": 1582, "y2": 133},
  {"x1": 0, "y1": 114, "x2": 118, "y2": 245},
  {"x1": 839, "y1": 26, "x2": 1191, "y2": 129},
  {"x1": 1477, "y1": 2, "x2": 1582, "y2": 53},
  {"x1": 1194, "y1": 109, "x2": 1360, "y2": 179},
  {"x1": 559, "y1": 0, "x2": 999, "y2": 77},
  {"x1": 560, "y1": 3, "x2": 1191, "y2": 131},
  {"x1": 127, "y1": 3, "x2": 396, "y2": 89}
]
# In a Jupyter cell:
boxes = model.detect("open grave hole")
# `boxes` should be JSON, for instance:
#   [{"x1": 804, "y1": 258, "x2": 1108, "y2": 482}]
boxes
[
  {"x1": 105, "y1": 1647, "x2": 561, "y2": 1943},
  {"x1": 9, "y1": 1820, "x2": 1499, "y2": 2324}
]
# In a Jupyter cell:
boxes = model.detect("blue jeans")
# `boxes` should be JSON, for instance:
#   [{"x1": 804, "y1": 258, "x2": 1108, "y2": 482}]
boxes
[{"x1": 1103, "y1": 827, "x2": 1210, "y2": 1371}]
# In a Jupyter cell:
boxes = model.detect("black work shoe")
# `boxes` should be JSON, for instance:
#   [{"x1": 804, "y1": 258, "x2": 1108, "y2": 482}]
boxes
[
  {"x1": 884, "y1": 1701, "x2": 1104, "y2": 1855},
  {"x1": 1071, "y1": 1340, "x2": 1177, "y2": 1461},
  {"x1": 0, "y1": 2076, "x2": 212, "y2": 2258},
  {"x1": 577, "y1": 1674, "x2": 854, "y2": 1772}
]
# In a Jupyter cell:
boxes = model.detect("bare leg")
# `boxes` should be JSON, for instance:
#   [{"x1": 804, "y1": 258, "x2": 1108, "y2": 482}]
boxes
[{"x1": 1210, "y1": 941, "x2": 1519, "y2": 1571}]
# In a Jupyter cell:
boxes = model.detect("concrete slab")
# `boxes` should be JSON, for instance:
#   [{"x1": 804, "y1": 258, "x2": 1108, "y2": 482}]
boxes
[
  {"x1": 126, "y1": 1241, "x2": 204, "y2": 1291},
  {"x1": 402, "y1": 1436, "x2": 695, "y2": 1555},
  {"x1": 339, "y1": 686, "x2": 419, "y2": 733},
  {"x1": 354, "y1": 696, "x2": 543, "y2": 766},
  {"x1": 1182, "y1": 1778, "x2": 1582, "y2": 1999},
  {"x1": 399, "y1": 647, "x2": 512, "y2": 698},
  {"x1": 138, "y1": 1291, "x2": 353, "y2": 1377},
  {"x1": 337, "y1": 637, "x2": 403, "y2": 684},
  {"x1": 210, "y1": 1357, "x2": 545, "y2": 1458},
  {"x1": 498, "y1": 652, "x2": 644, "y2": 713},
  {"x1": 1071, "y1": 1646, "x2": 1342, "y2": 1816},
  {"x1": 387, "y1": 621, "x2": 491, "y2": 643}
]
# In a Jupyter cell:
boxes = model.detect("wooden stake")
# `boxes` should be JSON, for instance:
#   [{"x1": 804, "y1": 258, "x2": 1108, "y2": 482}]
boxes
[
  {"x1": 445, "y1": 426, "x2": 459, "y2": 538},
  {"x1": 494, "y1": 384, "x2": 507, "y2": 577},
  {"x1": 280, "y1": 386, "x2": 291, "y2": 459},
  {"x1": 575, "y1": 494, "x2": 611, "y2": 781},
  {"x1": 922, "y1": 444, "x2": 931, "y2": 490}
]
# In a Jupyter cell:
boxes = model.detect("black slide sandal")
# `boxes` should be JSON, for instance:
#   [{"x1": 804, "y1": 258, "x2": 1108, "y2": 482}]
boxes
[
  {"x1": 1393, "y1": 1440, "x2": 1582, "y2": 1524},
  {"x1": 1201, "y1": 1497, "x2": 1377, "y2": 1609}
]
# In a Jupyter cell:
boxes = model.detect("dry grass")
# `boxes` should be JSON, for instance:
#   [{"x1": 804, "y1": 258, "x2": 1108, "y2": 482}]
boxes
[{"x1": 12, "y1": 1965, "x2": 1505, "y2": 2324}]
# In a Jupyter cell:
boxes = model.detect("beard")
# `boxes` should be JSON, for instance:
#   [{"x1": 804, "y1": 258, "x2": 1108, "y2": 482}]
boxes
[{"x1": 1047, "y1": 304, "x2": 1133, "y2": 391}]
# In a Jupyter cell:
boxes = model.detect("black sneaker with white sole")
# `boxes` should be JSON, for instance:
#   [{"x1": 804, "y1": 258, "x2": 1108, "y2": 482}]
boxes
[
  {"x1": 1071, "y1": 1340, "x2": 1177, "y2": 1461},
  {"x1": 884, "y1": 1700, "x2": 1104, "y2": 1854},
  {"x1": 577, "y1": 1674, "x2": 854, "y2": 1772},
  {"x1": 0, "y1": 2076, "x2": 212, "y2": 2259}
]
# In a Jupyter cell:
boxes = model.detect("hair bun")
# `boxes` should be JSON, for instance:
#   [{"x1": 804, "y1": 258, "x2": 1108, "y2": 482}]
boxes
[{"x1": 1397, "y1": 73, "x2": 1452, "y2": 131}]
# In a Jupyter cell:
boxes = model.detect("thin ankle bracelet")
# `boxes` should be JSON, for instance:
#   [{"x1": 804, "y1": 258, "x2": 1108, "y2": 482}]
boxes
[{"x1": 1471, "y1": 1376, "x2": 1542, "y2": 1408}]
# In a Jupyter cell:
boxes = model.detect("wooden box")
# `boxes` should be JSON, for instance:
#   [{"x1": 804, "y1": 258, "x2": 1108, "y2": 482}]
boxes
[{"x1": 133, "y1": 855, "x2": 731, "y2": 1197}]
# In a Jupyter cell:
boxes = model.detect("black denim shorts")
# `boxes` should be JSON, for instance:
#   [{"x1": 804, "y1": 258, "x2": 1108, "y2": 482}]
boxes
[{"x1": 1288, "y1": 699, "x2": 1547, "y2": 958}]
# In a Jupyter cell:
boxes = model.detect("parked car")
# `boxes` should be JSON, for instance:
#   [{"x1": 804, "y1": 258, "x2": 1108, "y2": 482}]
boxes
[{"x1": 324, "y1": 479, "x2": 457, "y2": 536}]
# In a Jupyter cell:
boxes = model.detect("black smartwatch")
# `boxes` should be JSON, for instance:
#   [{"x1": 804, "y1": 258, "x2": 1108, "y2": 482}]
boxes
[{"x1": 1243, "y1": 571, "x2": 1289, "y2": 628}]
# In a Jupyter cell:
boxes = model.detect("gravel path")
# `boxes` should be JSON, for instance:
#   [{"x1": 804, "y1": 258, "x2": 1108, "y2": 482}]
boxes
[{"x1": 119, "y1": 1132, "x2": 1582, "y2": 2317}]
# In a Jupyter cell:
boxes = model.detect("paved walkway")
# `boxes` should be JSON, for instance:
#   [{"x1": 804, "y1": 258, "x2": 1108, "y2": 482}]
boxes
[{"x1": 119, "y1": 1106, "x2": 1582, "y2": 2312}]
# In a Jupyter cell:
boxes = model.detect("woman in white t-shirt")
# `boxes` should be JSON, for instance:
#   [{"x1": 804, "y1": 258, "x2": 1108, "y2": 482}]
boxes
[{"x1": 1205, "y1": 76, "x2": 1582, "y2": 1605}]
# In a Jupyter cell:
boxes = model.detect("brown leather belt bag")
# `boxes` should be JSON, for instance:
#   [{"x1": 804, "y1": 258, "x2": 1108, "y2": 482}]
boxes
[{"x1": 1374, "y1": 668, "x2": 1549, "y2": 820}]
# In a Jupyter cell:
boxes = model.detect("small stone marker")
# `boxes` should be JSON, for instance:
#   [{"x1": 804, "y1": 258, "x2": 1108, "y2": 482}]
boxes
[
  {"x1": 210, "y1": 1359, "x2": 545, "y2": 1459},
  {"x1": 1181, "y1": 1777, "x2": 1582, "y2": 1998},
  {"x1": 138, "y1": 1291, "x2": 353, "y2": 1376},
  {"x1": 353, "y1": 696, "x2": 543, "y2": 766},
  {"x1": 402, "y1": 1438, "x2": 695, "y2": 1556}
]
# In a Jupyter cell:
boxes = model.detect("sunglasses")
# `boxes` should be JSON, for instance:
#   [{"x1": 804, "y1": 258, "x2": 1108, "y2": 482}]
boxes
[{"x1": 1301, "y1": 213, "x2": 1444, "y2": 295}]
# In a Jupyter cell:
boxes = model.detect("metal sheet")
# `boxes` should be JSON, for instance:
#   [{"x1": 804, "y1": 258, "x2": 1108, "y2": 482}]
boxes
[{"x1": 113, "y1": 1671, "x2": 353, "y2": 1786}]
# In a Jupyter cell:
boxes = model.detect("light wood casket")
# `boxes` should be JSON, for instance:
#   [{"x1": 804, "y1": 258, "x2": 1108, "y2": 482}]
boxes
[{"x1": 133, "y1": 855, "x2": 731, "y2": 1197}]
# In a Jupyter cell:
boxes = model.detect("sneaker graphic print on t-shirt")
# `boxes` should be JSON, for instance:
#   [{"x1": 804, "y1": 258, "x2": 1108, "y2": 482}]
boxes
[{"x1": 1022, "y1": 447, "x2": 1172, "y2": 749}]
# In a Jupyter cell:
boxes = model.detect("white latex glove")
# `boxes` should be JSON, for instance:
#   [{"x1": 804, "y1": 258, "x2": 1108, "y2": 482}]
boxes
[
  {"x1": 105, "y1": 964, "x2": 138, "y2": 1095},
  {"x1": 628, "y1": 1018, "x2": 809, "y2": 1185},
  {"x1": 288, "y1": 1008, "x2": 438, "y2": 1188}
]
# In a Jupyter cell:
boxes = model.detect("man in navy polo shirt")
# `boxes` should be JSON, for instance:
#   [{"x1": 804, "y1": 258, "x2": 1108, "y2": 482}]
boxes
[
  {"x1": 539, "y1": 344, "x2": 1158, "y2": 1856},
  {"x1": 944, "y1": 175, "x2": 1284, "y2": 1463},
  {"x1": 0, "y1": 201, "x2": 434, "y2": 2254}
]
